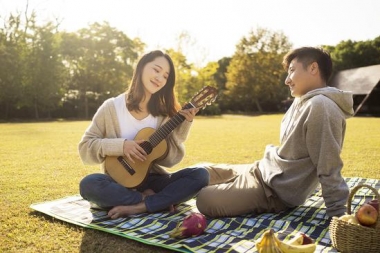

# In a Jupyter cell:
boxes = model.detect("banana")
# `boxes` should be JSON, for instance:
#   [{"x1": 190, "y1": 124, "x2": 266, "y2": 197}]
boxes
[
  {"x1": 256, "y1": 229, "x2": 316, "y2": 253},
  {"x1": 339, "y1": 214, "x2": 360, "y2": 225},
  {"x1": 255, "y1": 229, "x2": 282, "y2": 253},
  {"x1": 273, "y1": 233, "x2": 316, "y2": 253}
]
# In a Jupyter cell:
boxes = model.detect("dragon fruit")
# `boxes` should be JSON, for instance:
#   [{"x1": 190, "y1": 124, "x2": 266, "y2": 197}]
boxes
[{"x1": 170, "y1": 212, "x2": 207, "y2": 238}]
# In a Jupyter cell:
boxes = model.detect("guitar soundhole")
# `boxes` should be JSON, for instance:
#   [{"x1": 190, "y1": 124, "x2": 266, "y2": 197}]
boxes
[{"x1": 140, "y1": 141, "x2": 153, "y2": 155}]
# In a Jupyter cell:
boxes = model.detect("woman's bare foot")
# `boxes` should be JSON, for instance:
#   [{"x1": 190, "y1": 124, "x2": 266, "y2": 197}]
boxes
[
  {"x1": 108, "y1": 189, "x2": 153, "y2": 219},
  {"x1": 107, "y1": 189, "x2": 177, "y2": 218},
  {"x1": 108, "y1": 202, "x2": 147, "y2": 219}
]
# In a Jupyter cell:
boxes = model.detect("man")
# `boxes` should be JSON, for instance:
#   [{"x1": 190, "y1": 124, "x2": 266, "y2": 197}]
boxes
[{"x1": 196, "y1": 47, "x2": 354, "y2": 218}]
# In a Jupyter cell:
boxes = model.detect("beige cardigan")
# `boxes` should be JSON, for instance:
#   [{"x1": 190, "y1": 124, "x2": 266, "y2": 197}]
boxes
[{"x1": 78, "y1": 96, "x2": 193, "y2": 174}]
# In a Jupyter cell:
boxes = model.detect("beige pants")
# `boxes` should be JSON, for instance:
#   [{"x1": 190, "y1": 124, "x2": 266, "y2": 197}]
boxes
[{"x1": 196, "y1": 162, "x2": 288, "y2": 217}]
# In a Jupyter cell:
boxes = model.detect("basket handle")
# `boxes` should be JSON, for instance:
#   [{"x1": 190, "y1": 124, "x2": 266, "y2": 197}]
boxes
[{"x1": 347, "y1": 184, "x2": 380, "y2": 228}]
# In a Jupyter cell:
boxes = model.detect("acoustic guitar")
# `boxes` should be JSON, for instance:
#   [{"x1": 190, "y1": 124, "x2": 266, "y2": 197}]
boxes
[{"x1": 105, "y1": 86, "x2": 218, "y2": 188}]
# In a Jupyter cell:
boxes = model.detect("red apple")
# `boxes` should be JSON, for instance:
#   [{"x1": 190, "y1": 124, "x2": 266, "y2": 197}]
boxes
[
  {"x1": 367, "y1": 199, "x2": 379, "y2": 212},
  {"x1": 356, "y1": 203, "x2": 378, "y2": 226}
]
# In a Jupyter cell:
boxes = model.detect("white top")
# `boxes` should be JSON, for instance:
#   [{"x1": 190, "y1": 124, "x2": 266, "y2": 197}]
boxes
[{"x1": 113, "y1": 93, "x2": 158, "y2": 140}]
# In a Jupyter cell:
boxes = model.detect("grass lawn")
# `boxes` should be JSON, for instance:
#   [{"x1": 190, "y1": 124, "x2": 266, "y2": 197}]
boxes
[{"x1": 1, "y1": 114, "x2": 379, "y2": 252}]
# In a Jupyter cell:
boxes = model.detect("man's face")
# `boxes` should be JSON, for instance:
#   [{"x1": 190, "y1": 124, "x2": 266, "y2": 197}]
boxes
[{"x1": 284, "y1": 58, "x2": 316, "y2": 97}]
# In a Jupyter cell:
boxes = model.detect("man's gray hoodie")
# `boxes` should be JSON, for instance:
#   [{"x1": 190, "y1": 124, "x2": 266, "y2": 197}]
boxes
[{"x1": 258, "y1": 86, "x2": 354, "y2": 217}]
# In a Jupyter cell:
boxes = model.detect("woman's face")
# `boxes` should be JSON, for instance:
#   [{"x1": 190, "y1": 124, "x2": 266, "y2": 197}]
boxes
[{"x1": 141, "y1": 56, "x2": 170, "y2": 96}]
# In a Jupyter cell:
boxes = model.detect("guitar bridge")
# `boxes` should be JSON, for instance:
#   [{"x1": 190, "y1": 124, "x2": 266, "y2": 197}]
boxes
[{"x1": 117, "y1": 156, "x2": 136, "y2": 175}]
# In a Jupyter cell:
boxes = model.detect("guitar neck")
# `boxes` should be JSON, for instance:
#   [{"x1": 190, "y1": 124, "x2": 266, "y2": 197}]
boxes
[{"x1": 149, "y1": 103, "x2": 194, "y2": 147}]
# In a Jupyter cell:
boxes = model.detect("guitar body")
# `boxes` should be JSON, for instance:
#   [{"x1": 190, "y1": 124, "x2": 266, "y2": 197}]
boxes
[
  {"x1": 105, "y1": 127, "x2": 168, "y2": 188},
  {"x1": 104, "y1": 86, "x2": 218, "y2": 189}
]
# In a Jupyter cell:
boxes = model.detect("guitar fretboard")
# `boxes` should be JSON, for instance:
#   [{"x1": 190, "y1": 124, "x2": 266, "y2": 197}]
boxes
[{"x1": 148, "y1": 103, "x2": 194, "y2": 147}]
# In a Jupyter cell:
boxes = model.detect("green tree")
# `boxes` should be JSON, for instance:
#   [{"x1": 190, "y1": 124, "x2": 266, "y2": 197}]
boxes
[
  {"x1": 165, "y1": 48, "x2": 193, "y2": 104},
  {"x1": 165, "y1": 47, "x2": 219, "y2": 114},
  {"x1": 60, "y1": 22, "x2": 144, "y2": 118},
  {"x1": 194, "y1": 61, "x2": 220, "y2": 115},
  {"x1": 213, "y1": 57, "x2": 231, "y2": 112},
  {"x1": 325, "y1": 36, "x2": 380, "y2": 73},
  {"x1": 225, "y1": 28, "x2": 292, "y2": 112},
  {"x1": 21, "y1": 15, "x2": 65, "y2": 119},
  {"x1": 0, "y1": 13, "x2": 26, "y2": 119}
]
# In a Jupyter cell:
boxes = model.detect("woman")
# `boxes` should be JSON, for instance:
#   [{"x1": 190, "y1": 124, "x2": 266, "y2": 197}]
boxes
[{"x1": 79, "y1": 50, "x2": 209, "y2": 219}]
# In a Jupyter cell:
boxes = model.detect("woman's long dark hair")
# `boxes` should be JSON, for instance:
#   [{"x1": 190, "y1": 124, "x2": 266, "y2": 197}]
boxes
[{"x1": 126, "y1": 50, "x2": 180, "y2": 117}]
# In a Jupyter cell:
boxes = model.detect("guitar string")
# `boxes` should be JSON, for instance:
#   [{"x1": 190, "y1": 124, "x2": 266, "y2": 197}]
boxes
[
  {"x1": 145, "y1": 90, "x2": 215, "y2": 147},
  {"x1": 150, "y1": 114, "x2": 186, "y2": 146}
]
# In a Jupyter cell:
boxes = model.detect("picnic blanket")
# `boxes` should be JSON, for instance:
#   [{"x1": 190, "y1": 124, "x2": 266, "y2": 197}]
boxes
[{"x1": 30, "y1": 177, "x2": 380, "y2": 253}]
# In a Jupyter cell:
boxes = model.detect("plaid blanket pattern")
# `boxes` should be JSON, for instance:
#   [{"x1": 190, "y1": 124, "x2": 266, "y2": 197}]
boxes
[{"x1": 30, "y1": 177, "x2": 380, "y2": 253}]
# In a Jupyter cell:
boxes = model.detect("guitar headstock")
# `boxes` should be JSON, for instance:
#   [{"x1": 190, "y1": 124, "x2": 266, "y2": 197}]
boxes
[{"x1": 190, "y1": 86, "x2": 218, "y2": 109}]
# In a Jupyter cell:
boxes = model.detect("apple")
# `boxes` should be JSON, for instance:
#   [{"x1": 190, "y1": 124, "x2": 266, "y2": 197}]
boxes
[
  {"x1": 355, "y1": 203, "x2": 378, "y2": 226},
  {"x1": 367, "y1": 199, "x2": 379, "y2": 212}
]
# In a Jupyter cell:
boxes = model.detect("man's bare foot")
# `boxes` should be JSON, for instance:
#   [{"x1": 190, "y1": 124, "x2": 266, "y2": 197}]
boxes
[{"x1": 108, "y1": 202, "x2": 147, "y2": 219}]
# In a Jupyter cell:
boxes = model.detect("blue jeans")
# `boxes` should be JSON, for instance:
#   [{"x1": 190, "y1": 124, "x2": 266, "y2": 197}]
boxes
[{"x1": 79, "y1": 167, "x2": 209, "y2": 212}]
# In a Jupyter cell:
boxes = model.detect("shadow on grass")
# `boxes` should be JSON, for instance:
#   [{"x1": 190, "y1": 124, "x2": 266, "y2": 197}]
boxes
[
  {"x1": 30, "y1": 211, "x2": 174, "y2": 253},
  {"x1": 79, "y1": 229, "x2": 174, "y2": 253}
]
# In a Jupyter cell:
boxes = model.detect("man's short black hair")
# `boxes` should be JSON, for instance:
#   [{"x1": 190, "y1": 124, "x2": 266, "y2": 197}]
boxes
[{"x1": 282, "y1": 47, "x2": 333, "y2": 82}]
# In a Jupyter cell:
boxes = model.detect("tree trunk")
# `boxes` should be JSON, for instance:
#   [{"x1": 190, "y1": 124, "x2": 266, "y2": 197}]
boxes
[
  {"x1": 255, "y1": 100, "x2": 263, "y2": 113},
  {"x1": 85, "y1": 94, "x2": 89, "y2": 119},
  {"x1": 34, "y1": 98, "x2": 39, "y2": 119}
]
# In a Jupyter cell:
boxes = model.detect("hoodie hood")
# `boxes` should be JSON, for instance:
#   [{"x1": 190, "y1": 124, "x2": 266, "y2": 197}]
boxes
[{"x1": 300, "y1": 86, "x2": 354, "y2": 118}]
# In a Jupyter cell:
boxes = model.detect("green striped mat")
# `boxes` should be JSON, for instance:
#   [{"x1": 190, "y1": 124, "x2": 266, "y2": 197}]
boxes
[{"x1": 30, "y1": 177, "x2": 379, "y2": 253}]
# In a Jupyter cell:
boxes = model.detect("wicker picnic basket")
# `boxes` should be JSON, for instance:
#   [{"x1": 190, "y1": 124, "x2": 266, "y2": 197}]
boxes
[{"x1": 329, "y1": 184, "x2": 380, "y2": 253}]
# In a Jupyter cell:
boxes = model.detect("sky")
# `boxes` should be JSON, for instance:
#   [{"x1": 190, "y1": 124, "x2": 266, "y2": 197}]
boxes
[{"x1": 1, "y1": 0, "x2": 379, "y2": 66}]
